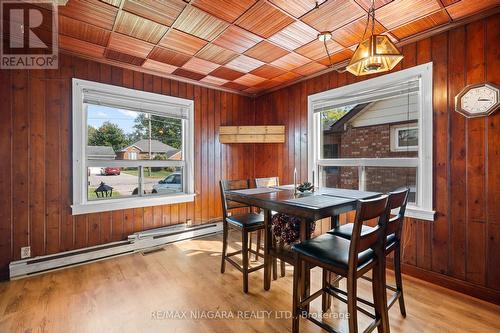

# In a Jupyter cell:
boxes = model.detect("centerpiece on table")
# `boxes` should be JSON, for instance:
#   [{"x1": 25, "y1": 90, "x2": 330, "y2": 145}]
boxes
[
  {"x1": 296, "y1": 181, "x2": 314, "y2": 193},
  {"x1": 293, "y1": 167, "x2": 316, "y2": 194}
]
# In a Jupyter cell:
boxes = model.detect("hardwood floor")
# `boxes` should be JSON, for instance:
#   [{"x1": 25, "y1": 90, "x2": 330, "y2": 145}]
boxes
[{"x1": 1, "y1": 233, "x2": 499, "y2": 333}]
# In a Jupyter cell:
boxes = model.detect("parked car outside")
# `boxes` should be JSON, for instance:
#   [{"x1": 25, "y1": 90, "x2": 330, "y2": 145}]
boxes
[
  {"x1": 152, "y1": 172, "x2": 182, "y2": 194},
  {"x1": 100, "y1": 167, "x2": 121, "y2": 176}
]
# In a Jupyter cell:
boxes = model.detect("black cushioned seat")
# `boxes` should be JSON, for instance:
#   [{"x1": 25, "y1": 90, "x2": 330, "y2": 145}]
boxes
[
  {"x1": 291, "y1": 234, "x2": 374, "y2": 270},
  {"x1": 226, "y1": 212, "x2": 264, "y2": 228},
  {"x1": 386, "y1": 233, "x2": 396, "y2": 245},
  {"x1": 329, "y1": 224, "x2": 374, "y2": 238},
  {"x1": 328, "y1": 223, "x2": 396, "y2": 247}
]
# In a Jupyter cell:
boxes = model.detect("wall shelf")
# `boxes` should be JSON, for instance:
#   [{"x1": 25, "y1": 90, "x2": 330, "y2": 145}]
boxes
[{"x1": 219, "y1": 126, "x2": 285, "y2": 143}]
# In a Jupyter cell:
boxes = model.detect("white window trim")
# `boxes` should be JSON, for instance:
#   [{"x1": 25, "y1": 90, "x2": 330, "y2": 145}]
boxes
[
  {"x1": 308, "y1": 62, "x2": 435, "y2": 221},
  {"x1": 72, "y1": 78, "x2": 195, "y2": 215},
  {"x1": 390, "y1": 123, "x2": 419, "y2": 152}
]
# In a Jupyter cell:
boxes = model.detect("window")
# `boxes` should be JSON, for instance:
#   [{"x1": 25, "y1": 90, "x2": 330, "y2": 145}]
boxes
[
  {"x1": 308, "y1": 63, "x2": 435, "y2": 221},
  {"x1": 391, "y1": 123, "x2": 418, "y2": 152},
  {"x1": 72, "y1": 79, "x2": 194, "y2": 215}
]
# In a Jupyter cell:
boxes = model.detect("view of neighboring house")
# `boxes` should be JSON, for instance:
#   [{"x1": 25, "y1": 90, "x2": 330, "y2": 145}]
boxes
[
  {"x1": 322, "y1": 94, "x2": 418, "y2": 201},
  {"x1": 116, "y1": 139, "x2": 181, "y2": 160},
  {"x1": 87, "y1": 145, "x2": 116, "y2": 174}
]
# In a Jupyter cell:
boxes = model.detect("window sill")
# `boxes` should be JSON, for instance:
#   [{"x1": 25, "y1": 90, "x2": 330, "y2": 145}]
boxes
[
  {"x1": 71, "y1": 193, "x2": 196, "y2": 215},
  {"x1": 405, "y1": 206, "x2": 435, "y2": 221}
]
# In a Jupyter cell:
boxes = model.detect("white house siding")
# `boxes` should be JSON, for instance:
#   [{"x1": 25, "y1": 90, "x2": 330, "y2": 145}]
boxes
[{"x1": 350, "y1": 93, "x2": 418, "y2": 128}]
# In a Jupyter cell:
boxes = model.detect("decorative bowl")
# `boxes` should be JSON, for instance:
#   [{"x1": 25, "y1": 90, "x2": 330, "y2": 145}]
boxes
[{"x1": 296, "y1": 181, "x2": 314, "y2": 193}]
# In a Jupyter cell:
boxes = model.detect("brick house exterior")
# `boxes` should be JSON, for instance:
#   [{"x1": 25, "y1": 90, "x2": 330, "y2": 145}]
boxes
[
  {"x1": 116, "y1": 139, "x2": 181, "y2": 160},
  {"x1": 322, "y1": 101, "x2": 417, "y2": 200},
  {"x1": 116, "y1": 146, "x2": 142, "y2": 160}
]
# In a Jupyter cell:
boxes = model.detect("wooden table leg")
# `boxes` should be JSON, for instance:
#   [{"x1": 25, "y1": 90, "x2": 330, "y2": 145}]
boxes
[
  {"x1": 330, "y1": 214, "x2": 340, "y2": 229},
  {"x1": 272, "y1": 237, "x2": 278, "y2": 280},
  {"x1": 300, "y1": 217, "x2": 311, "y2": 311},
  {"x1": 263, "y1": 209, "x2": 272, "y2": 291}
]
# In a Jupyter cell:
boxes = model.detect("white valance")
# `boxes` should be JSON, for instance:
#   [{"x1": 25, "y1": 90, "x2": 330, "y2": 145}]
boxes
[
  {"x1": 312, "y1": 77, "x2": 420, "y2": 113},
  {"x1": 82, "y1": 88, "x2": 188, "y2": 119}
]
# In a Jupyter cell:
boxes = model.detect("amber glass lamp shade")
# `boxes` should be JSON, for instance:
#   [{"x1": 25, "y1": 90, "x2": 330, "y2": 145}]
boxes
[{"x1": 346, "y1": 35, "x2": 403, "y2": 76}]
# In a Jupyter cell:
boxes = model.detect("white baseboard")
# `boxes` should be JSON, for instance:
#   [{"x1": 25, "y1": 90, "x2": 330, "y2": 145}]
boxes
[{"x1": 9, "y1": 222, "x2": 222, "y2": 280}]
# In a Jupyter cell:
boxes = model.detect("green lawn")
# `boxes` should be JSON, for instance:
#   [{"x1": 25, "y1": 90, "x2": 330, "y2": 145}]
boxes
[
  {"x1": 88, "y1": 187, "x2": 121, "y2": 200},
  {"x1": 122, "y1": 168, "x2": 172, "y2": 179}
]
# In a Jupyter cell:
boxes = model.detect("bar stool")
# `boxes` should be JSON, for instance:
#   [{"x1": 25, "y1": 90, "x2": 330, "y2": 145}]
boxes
[
  {"x1": 254, "y1": 176, "x2": 286, "y2": 279},
  {"x1": 291, "y1": 195, "x2": 390, "y2": 333},
  {"x1": 329, "y1": 188, "x2": 409, "y2": 317},
  {"x1": 220, "y1": 179, "x2": 265, "y2": 293}
]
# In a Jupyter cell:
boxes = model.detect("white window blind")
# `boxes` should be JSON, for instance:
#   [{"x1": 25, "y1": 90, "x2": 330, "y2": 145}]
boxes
[
  {"x1": 82, "y1": 89, "x2": 188, "y2": 119},
  {"x1": 311, "y1": 78, "x2": 420, "y2": 113}
]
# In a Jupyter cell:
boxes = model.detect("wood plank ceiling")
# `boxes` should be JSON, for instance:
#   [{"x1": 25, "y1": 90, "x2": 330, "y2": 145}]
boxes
[{"x1": 53, "y1": 0, "x2": 499, "y2": 95}]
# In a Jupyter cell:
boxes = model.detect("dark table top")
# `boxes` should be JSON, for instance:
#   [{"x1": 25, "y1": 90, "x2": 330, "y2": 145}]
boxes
[{"x1": 226, "y1": 186, "x2": 381, "y2": 220}]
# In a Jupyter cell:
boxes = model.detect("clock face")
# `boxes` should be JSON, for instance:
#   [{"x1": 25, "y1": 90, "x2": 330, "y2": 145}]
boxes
[{"x1": 456, "y1": 83, "x2": 500, "y2": 118}]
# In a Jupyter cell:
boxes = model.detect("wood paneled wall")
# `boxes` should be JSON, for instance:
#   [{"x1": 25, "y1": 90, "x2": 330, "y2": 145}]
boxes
[
  {"x1": 0, "y1": 53, "x2": 255, "y2": 279},
  {"x1": 254, "y1": 14, "x2": 500, "y2": 303}
]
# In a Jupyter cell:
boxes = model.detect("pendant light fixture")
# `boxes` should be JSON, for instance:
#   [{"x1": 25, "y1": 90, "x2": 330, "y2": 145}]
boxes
[{"x1": 346, "y1": 0, "x2": 403, "y2": 76}]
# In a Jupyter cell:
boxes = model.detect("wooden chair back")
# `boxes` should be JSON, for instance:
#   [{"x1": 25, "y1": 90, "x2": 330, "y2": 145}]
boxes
[
  {"x1": 219, "y1": 179, "x2": 251, "y2": 219},
  {"x1": 254, "y1": 177, "x2": 279, "y2": 188},
  {"x1": 385, "y1": 188, "x2": 410, "y2": 242},
  {"x1": 348, "y1": 195, "x2": 389, "y2": 269}
]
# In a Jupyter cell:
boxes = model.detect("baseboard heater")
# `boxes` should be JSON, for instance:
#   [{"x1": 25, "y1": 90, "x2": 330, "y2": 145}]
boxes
[{"x1": 9, "y1": 222, "x2": 222, "y2": 280}]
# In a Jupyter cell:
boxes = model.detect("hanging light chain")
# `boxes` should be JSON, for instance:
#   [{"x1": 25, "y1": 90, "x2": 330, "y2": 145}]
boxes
[
  {"x1": 370, "y1": 0, "x2": 376, "y2": 36},
  {"x1": 361, "y1": 0, "x2": 375, "y2": 42},
  {"x1": 323, "y1": 38, "x2": 333, "y2": 68}
]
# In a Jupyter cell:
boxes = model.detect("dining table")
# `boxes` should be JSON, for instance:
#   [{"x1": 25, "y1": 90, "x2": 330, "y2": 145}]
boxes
[{"x1": 226, "y1": 186, "x2": 381, "y2": 310}]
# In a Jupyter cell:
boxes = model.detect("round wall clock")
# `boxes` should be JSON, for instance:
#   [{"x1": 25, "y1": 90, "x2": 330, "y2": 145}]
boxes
[{"x1": 455, "y1": 83, "x2": 500, "y2": 118}]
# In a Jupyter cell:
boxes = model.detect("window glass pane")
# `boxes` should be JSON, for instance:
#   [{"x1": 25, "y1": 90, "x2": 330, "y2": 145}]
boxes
[
  {"x1": 320, "y1": 105, "x2": 356, "y2": 159},
  {"x1": 86, "y1": 104, "x2": 135, "y2": 160},
  {"x1": 319, "y1": 166, "x2": 359, "y2": 190},
  {"x1": 320, "y1": 92, "x2": 419, "y2": 159},
  {"x1": 87, "y1": 166, "x2": 139, "y2": 201},
  {"x1": 149, "y1": 114, "x2": 182, "y2": 160},
  {"x1": 398, "y1": 128, "x2": 418, "y2": 147},
  {"x1": 86, "y1": 104, "x2": 183, "y2": 161},
  {"x1": 365, "y1": 166, "x2": 417, "y2": 204},
  {"x1": 146, "y1": 167, "x2": 184, "y2": 195}
]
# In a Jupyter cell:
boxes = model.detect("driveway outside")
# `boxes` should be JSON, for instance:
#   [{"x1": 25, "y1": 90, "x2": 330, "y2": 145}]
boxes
[{"x1": 89, "y1": 173, "x2": 159, "y2": 197}]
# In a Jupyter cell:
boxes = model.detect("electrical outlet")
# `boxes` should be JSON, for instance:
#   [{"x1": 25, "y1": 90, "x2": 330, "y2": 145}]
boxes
[
  {"x1": 21, "y1": 246, "x2": 31, "y2": 259},
  {"x1": 186, "y1": 219, "x2": 193, "y2": 227}
]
